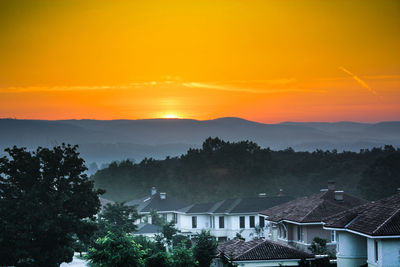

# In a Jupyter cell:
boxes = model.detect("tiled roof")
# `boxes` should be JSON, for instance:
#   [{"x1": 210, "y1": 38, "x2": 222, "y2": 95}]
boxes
[
  {"x1": 260, "y1": 190, "x2": 366, "y2": 223},
  {"x1": 187, "y1": 196, "x2": 292, "y2": 215},
  {"x1": 185, "y1": 201, "x2": 222, "y2": 214},
  {"x1": 126, "y1": 193, "x2": 188, "y2": 213},
  {"x1": 217, "y1": 239, "x2": 314, "y2": 261},
  {"x1": 213, "y1": 198, "x2": 239, "y2": 213},
  {"x1": 230, "y1": 196, "x2": 293, "y2": 214},
  {"x1": 324, "y1": 193, "x2": 400, "y2": 236}
]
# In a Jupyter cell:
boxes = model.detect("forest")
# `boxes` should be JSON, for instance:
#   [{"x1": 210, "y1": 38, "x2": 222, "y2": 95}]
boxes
[{"x1": 93, "y1": 137, "x2": 400, "y2": 203}]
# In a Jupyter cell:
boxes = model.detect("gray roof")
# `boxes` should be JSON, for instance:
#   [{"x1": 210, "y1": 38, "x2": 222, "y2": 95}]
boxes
[
  {"x1": 185, "y1": 196, "x2": 293, "y2": 215},
  {"x1": 126, "y1": 193, "x2": 188, "y2": 213},
  {"x1": 324, "y1": 192, "x2": 400, "y2": 236},
  {"x1": 135, "y1": 223, "x2": 162, "y2": 234},
  {"x1": 217, "y1": 239, "x2": 314, "y2": 261},
  {"x1": 260, "y1": 190, "x2": 366, "y2": 223}
]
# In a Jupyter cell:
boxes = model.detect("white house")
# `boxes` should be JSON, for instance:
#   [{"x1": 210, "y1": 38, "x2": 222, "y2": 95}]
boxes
[
  {"x1": 178, "y1": 194, "x2": 293, "y2": 241},
  {"x1": 324, "y1": 191, "x2": 400, "y2": 267},
  {"x1": 126, "y1": 187, "x2": 292, "y2": 241},
  {"x1": 126, "y1": 187, "x2": 188, "y2": 227}
]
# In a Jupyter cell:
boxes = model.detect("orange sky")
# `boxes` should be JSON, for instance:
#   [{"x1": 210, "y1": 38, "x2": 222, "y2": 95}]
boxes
[{"x1": 0, "y1": 0, "x2": 399, "y2": 123}]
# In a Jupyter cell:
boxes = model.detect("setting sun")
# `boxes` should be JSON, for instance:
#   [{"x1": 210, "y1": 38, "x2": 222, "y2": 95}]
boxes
[{"x1": 163, "y1": 113, "x2": 180, "y2": 119}]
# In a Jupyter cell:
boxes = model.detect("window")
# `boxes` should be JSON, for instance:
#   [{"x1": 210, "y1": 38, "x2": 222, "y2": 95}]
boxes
[
  {"x1": 249, "y1": 216, "x2": 255, "y2": 228},
  {"x1": 219, "y1": 216, "x2": 225, "y2": 228},
  {"x1": 297, "y1": 225, "x2": 304, "y2": 242},
  {"x1": 259, "y1": 216, "x2": 265, "y2": 228},
  {"x1": 218, "y1": 236, "x2": 227, "y2": 242},
  {"x1": 279, "y1": 224, "x2": 287, "y2": 239},
  {"x1": 192, "y1": 216, "x2": 197, "y2": 228},
  {"x1": 374, "y1": 240, "x2": 378, "y2": 262},
  {"x1": 239, "y1": 216, "x2": 245, "y2": 228},
  {"x1": 209, "y1": 216, "x2": 215, "y2": 228},
  {"x1": 330, "y1": 230, "x2": 336, "y2": 243}
]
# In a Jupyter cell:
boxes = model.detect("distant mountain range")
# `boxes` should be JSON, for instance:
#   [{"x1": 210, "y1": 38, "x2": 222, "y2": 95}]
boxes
[{"x1": 1, "y1": 118, "x2": 399, "y2": 165}]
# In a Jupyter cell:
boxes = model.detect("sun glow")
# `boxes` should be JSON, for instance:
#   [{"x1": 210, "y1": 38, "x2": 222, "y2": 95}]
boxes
[{"x1": 163, "y1": 113, "x2": 180, "y2": 119}]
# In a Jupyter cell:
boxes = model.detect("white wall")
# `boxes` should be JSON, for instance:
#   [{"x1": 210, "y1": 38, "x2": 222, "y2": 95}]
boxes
[
  {"x1": 178, "y1": 214, "x2": 268, "y2": 241},
  {"x1": 336, "y1": 231, "x2": 367, "y2": 267},
  {"x1": 367, "y1": 238, "x2": 400, "y2": 267}
]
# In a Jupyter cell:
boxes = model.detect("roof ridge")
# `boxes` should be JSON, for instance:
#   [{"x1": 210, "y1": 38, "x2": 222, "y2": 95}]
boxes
[
  {"x1": 372, "y1": 207, "x2": 400, "y2": 234},
  {"x1": 209, "y1": 200, "x2": 225, "y2": 213},
  {"x1": 301, "y1": 198, "x2": 324, "y2": 221},
  {"x1": 226, "y1": 198, "x2": 242, "y2": 213},
  {"x1": 236, "y1": 239, "x2": 267, "y2": 258}
]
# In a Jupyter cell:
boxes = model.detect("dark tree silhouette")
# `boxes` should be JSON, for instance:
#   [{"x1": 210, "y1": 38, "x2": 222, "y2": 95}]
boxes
[{"x1": 0, "y1": 145, "x2": 103, "y2": 267}]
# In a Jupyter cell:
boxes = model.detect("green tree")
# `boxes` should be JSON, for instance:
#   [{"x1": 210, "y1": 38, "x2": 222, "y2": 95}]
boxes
[
  {"x1": 172, "y1": 234, "x2": 192, "y2": 249},
  {"x1": 172, "y1": 246, "x2": 198, "y2": 267},
  {"x1": 0, "y1": 145, "x2": 103, "y2": 267},
  {"x1": 162, "y1": 220, "x2": 178, "y2": 246},
  {"x1": 97, "y1": 202, "x2": 140, "y2": 234},
  {"x1": 193, "y1": 230, "x2": 218, "y2": 267},
  {"x1": 145, "y1": 251, "x2": 171, "y2": 267},
  {"x1": 87, "y1": 231, "x2": 146, "y2": 267},
  {"x1": 150, "y1": 209, "x2": 165, "y2": 226},
  {"x1": 308, "y1": 237, "x2": 329, "y2": 255},
  {"x1": 358, "y1": 152, "x2": 400, "y2": 200}
]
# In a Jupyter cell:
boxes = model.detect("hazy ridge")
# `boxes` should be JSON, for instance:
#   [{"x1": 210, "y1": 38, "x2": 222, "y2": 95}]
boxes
[{"x1": 1, "y1": 117, "x2": 399, "y2": 164}]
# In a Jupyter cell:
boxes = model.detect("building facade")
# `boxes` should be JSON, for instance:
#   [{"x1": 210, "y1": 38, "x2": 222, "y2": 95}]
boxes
[
  {"x1": 259, "y1": 182, "x2": 366, "y2": 252},
  {"x1": 324, "y1": 192, "x2": 400, "y2": 267}
]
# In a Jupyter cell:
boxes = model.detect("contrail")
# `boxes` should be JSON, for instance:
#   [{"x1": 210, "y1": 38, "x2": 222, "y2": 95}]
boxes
[{"x1": 339, "y1": 66, "x2": 379, "y2": 97}]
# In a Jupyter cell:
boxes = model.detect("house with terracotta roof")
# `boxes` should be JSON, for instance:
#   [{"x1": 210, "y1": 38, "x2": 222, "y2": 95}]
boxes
[
  {"x1": 214, "y1": 239, "x2": 314, "y2": 267},
  {"x1": 259, "y1": 181, "x2": 366, "y2": 252},
  {"x1": 324, "y1": 191, "x2": 400, "y2": 267}
]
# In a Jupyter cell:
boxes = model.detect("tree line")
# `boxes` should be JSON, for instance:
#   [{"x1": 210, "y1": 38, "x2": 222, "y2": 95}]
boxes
[{"x1": 93, "y1": 137, "x2": 400, "y2": 202}]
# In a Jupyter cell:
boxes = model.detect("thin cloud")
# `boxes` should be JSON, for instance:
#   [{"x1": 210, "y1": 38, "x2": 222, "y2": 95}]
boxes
[
  {"x1": 1, "y1": 80, "x2": 326, "y2": 94},
  {"x1": 339, "y1": 66, "x2": 379, "y2": 97},
  {"x1": 182, "y1": 82, "x2": 325, "y2": 94}
]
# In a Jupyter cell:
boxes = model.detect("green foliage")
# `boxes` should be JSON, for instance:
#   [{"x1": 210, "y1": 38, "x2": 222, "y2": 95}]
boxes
[
  {"x1": 308, "y1": 237, "x2": 329, "y2": 255},
  {"x1": 87, "y1": 231, "x2": 146, "y2": 267},
  {"x1": 97, "y1": 202, "x2": 140, "y2": 234},
  {"x1": 162, "y1": 220, "x2": 178, "y2": 245},
  {"x1": 358, "y1": 150, "x2": 400, "y2": 200},
  {"x1": 133, "y1": 235, "x2": 163, "y2": 254},
  {"x1": 0, "y1": 145, "x2": 103, "y2": 267},
  {"x1": 154, "y1": 234, "x2": 167, "y2": 252},
  {"x1": 234, "y1": 231, "x2": 245, "y2": 240},
  {"x1": 93, "y1": 138, "x2": 400, "y2": 203},
  {"x1": 172, "y1": 234, "x2": 192, "y2": 249},
  {"x1": 171, "y1": 246, "x2": 198, "y2": 267},
  {"x1": 193, "y1": 230, "x2": 218, "y2": 267},
  {"x1": 145, "y1": 251, "x2": 171, "y2": 267},
  {"x1": 150, "y1": 209, "x2": 165, "y2": 226}
]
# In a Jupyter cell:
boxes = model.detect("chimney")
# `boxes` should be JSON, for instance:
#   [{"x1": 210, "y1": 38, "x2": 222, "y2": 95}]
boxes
[
  {"x1": 334, "y1": 190, "x2": 344, "y2": 201},
  {"x1": 258, "y1": 193, "x2": 267, "y2": 198},
  {"x1": 160, "y1": 192, "x2": 166, "y2": 200},
  {"x1": 278, "y1": 189, "x2": 284, "y2": 197},
  {"x1": 328, "y1": 180, "x2": 336, "y2": 191},
  {"x1": 151, "y1": 187, "x2": 157, "y2": 196}
]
